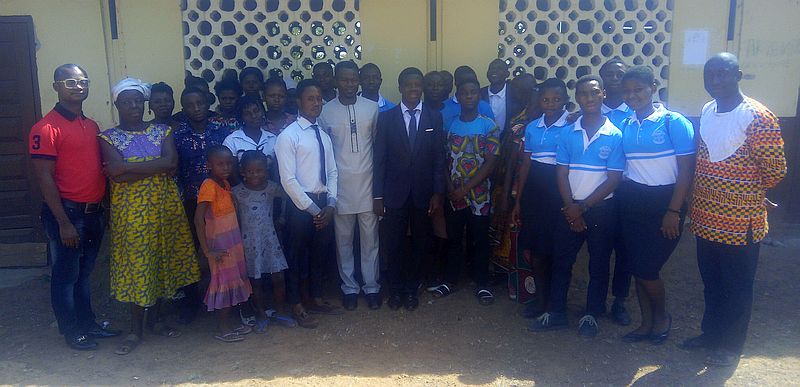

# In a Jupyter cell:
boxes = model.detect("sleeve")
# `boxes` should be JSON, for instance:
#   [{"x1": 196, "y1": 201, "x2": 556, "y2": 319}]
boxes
[
  {"x1": 485, "y1": 120, "x2": 502, "y2": 157},
  {"x1": 264, "y1": 181, "x2": 282, "y2": 197},
  {"x1": 607, "y1": 134, "x2": 626, "y2": 172},
  {"x1": 275, "y1": 131, "x2": 319, "y2": 215},
  {"x1": 432, "y1": 110, "x2": 446, "y2": 194},
  {"x1": 522, "y1": 122, "x2": 535, "y2": 153},
  {"x1": 750, "y1": 108, "x2": 787, "y2": 189},
  {"x1": 669, "y1": 113, "x2": 696, "y2": 156},
  {"x1": 323, "y1": 133, "x2": 338, "y2": 208},
  {"x1": 197, "y1": 179, "x2": 215, "y2": 204},
  {"x1": 479, "y1": 100, "x2": 496, "y2": 120},
  {"x1": 555, "y1": 127, "x2": 571, "y2": 165},
  {"x1": 222, "y1": 133, "x2": 237, "y2": 155},
  {"x1": 372, "y1": 111, "x2": 388, "y2": 199},
  {"x1": 29, "y1": 123, "x2": 58, "y2": 159}
]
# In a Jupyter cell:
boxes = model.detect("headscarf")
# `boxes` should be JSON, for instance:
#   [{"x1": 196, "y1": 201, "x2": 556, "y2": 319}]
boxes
[{"x1": 112, "y1": 77, "x2": 151, "y2": 103}]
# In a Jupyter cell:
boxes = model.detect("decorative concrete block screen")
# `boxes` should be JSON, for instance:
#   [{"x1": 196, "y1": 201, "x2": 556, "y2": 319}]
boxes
[
  {"x1": 181, "y1": 0, "x2": 362, "y2": 83},
  {"x1": 499, "y1": 0, "x2": 673, "y2": 106}
]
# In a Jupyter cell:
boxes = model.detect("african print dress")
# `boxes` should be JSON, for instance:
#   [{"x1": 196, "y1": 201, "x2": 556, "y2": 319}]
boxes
[
  {"x1": 98, "y1": 124, "x2": 200, "y2": 307},
  {"x1": 197, "y1": 178, "x2": 252, "y2": 310}
]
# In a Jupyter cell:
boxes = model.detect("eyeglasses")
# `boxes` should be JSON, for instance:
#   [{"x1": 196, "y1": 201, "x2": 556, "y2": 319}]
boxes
[{"x1": 56, "y1": 78, "x2": 90, "y2": 89}]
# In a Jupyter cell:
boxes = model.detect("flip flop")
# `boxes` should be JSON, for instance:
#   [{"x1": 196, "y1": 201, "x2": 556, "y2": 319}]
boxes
[
  {"x1": 233, "y1": 324, "x2": 252, "y2": 335},
  {"x1": 213, "y1": 332, "x2": 244, "y2": 343},
  {"x1": 114, "y1": 334, "x2": 141, "y2": 355},
  {"x1": 477, "y1": 289, "x2": 495, "y2": 306},
  {"x1": 271, "y1": 313, "x2": 298, "y2": 328},
  {"x1": 253, "y1": 319, "x2": 269, "y2": 334},
  {"x1": 148, "y1": 322, "x2": 182, "y2": 338},
  {"x1": 431, "y1": 284, "x2": 453, "y2": 298}
]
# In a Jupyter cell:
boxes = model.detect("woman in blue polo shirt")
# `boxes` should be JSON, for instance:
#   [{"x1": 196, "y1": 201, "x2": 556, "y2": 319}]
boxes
[
  {"x1": 616, "y1": 66, "x2": 695, "y2": 344},
  {"x1": 513, "y1": 78, "x2": 570, "y2": 318}
]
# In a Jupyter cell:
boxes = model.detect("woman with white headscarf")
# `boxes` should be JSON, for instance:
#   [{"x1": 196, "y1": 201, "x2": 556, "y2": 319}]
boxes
[{"x1": 99, "y1": 78, "x2": 200, "y2": 355}]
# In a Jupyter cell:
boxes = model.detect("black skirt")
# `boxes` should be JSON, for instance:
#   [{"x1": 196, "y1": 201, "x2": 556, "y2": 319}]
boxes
[
  {"x1": 616, "y1": 180, "x2": 684, "y2": 280},
  {"x1": 520, "y1": 161, "x2": 562, "y2": 257}
]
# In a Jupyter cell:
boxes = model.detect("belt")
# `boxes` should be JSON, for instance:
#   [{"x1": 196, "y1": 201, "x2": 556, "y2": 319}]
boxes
[{"x1": 61, "y1": 199, "x2": 103, "y2": 214}]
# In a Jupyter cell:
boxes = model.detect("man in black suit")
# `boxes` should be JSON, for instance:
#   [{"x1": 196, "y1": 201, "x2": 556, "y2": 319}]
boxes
[
  {"x1": 373, "y1": 67, "x2": 446, "y2": 311},
  {"x1": 480, "y1": 59, "x2": 517, "y2": 134}
]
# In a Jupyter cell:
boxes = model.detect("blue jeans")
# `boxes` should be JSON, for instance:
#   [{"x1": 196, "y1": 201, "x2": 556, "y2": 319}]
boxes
[{"x1": 41, "y1": 203, "x2": 105, "y2": 337}]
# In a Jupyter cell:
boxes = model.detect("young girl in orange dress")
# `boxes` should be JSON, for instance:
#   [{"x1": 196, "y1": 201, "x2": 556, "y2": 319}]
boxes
[{"x1": 194, "y1": 145, "x2": 253, "y2": 342}]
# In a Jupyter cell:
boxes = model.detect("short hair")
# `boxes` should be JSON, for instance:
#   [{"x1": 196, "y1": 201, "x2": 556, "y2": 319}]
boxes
[
  {"x1": 359, "y1": 63, "x2": 381, "y2": 77},
  {"x1": 263, "y1": 76, "x2": 287, "y2": 91},
  {"x1": 575, "y1": 74, "x2": 604, "y2": 90},
  {"x1": 150, "y1": 82, "x2": 174, "y2": 97},
  {"x1": 214, "y1": 79, "x2": 243, "y2": 97},
  {"x1": 334, "y1": 60, "x2": 359, "y2": 77},
  {"x1": 621, "y1": 65, "x2": 656, "y2": 86},
  {"x1": 456, "y1": 78, "x2": 480, "y2": 91},
  {"x1": 397, "y1": 67, "x2": 424, "y2": 86},
  {"x1": 184, "y1": 74, "x2": 207, "y2": 89},
  {"x1": 180, "y1": 86, "x2": 208, "y2": 103},
  {"x1": 239, "y1": 67, "x2": 264, "y2": 84},
  {"x1": 600, "y1": 57, "x2": 628, "y2": 72},
  {"x1": 221, "y1": 69, "x2": 239, "y2": 83},
  {"x1": 54, "y1": 64, "x2": 87, "y2": 81},
  {"x1": 453, "y1": 65, "x2": 478, "y2": 84},
  {"x1": 313, "y1": 62, "x2": 333, "y2": 73},
  {"x1": 206, "y1": 144, "x2": 231, "y2": 159},
  {"x1": 539, "y1": 78, "x2": 568, "y2": 95},
  {"x1": 295, "y1": 79, "x2": 321, "y2": 98},
  {"x1": 240, "y1": 150, "x2": 271, "y2": 170},
  {"x1": 236, "y1": 94, "x2": 266, "y2": 120}
]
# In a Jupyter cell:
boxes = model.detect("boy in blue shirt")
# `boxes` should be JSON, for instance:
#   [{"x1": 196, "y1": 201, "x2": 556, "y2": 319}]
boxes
[
  {"x1": 430, "y1": 79, "x2": 500, "y2": 305},
  {"x1": 440, "y1": 66, "x2": 495, "y2": 129},
  {"x1": 529, "y1": 75, "x2": 625, "y2": 338}
]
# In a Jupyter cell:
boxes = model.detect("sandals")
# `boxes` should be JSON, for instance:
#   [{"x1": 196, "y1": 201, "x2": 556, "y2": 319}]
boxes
[
  {"x1": 306, "y1": 301, "x2": 344, "y2": 315},
  {"x1": 114, "y1": 334, "x2": 141, "y2": 355},
  {"x1": 213, "y1": 332, "x2": 244, "y2": 343},
  {"x1": 271, "y1": 313, "x2": 298, "y2": 328},
  {"x1": 431, "y1": 284, "x2": 453, "y2": 298},
  {"x1": 148, "y1": 322, "x2": 182, "y2": 338},
  {"x1": 232, "y1": 324, "x2": 253, "y2": 335},
  {"x1": 477, "y1": 289, "x2": 495, "y2": 305},
  {"x1": 292, "y1": 310, "x2": 319, "y2": 329}
]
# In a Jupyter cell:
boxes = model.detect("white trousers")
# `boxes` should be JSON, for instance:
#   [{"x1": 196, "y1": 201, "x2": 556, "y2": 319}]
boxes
[{"x1": 334, "y1": 211, "x2": 380, "y2": 295}]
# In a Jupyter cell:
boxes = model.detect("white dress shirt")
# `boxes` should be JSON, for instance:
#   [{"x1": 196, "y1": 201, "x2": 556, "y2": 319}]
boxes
[
  {"x1": 401, "y1": 101, "x2": 423, "y2": 134},
  {"x1": 487, "y1": 83, "x2": 507, "y2": 131},
  {"x1": 275, "y1": 116, "x2": 338, "y2": 215}
]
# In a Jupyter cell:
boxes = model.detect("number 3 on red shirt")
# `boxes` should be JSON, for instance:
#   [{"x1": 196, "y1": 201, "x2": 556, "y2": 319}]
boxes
[{"x1": 32, "y1": 135, "x2": 41, "y2": 150}]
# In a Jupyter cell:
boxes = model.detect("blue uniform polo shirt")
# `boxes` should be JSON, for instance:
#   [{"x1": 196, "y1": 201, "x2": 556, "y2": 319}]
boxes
[
  {"x1": 524, "y1": 110, "x2": 570, "y2": 165},
  {"x1": 441, "y1": 96, "x2": 495, "y2": 130},
  {"x1": 556, "y1": 117, "x2": 625, "y2": 201},
  {"x1": 620, "y1": 104, "x2": 695, "y2": 186},
  {"x1": 602, "y1": 102, "x2": 635, "y2": 130}
]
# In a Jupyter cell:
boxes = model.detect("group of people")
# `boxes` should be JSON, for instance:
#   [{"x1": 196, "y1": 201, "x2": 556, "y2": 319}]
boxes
[{"x1": 30, "y1": 51, "x2": 786, "y2": 367}]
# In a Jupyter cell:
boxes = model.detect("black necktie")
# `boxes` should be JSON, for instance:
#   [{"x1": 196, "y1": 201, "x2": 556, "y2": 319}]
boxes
[
  {"x1": 311, "y1": 124, "x2": 326, "y2": 185},
  {"x1": 407, "y1": 108, "x2": 419, "y2": 149}
]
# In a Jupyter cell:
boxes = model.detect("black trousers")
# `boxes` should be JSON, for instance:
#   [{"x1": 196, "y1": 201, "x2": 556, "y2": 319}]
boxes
[
  {"x1": 548, "y1": 199, "x2": 616, "y2": 317},
  {"x1": 384, "y1": 197, "x2": 431, "y2": 296},
  {"x1": 445, "y1": 207, "x2": 491, "y2": 287},
  {"x1": 696, "y1": 235, "x2": 760, "y2": 354},
  {"x1": 285, "y1": 195, "x2": 333, "y2": 305}
]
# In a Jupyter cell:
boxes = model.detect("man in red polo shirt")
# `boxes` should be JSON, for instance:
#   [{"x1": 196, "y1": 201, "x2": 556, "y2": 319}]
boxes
[{"x1": 29, "y1": 64, "x2": 120, "y2": 350}]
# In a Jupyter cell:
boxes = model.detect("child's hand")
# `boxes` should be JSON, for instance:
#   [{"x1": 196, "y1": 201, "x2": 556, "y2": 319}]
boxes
[
  {"x1": 204, "y1": 249, "x2": 229, "y2": 262},
  {"x1": 569, "y1": 216, "x2": 587, "y2": 233}
]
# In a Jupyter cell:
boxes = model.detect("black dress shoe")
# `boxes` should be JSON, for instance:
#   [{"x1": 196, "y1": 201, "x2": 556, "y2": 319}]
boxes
[
  {"x1": 404, "y1": 295, "x2": 419, "y2": 311},
  {"x1": 678, "y1": 334, "x2": 712, "y2": 351},
  {"x1": 65, "y1": 334, "x2": 98, "y2": 351},
  {"x1": 387, "y1": 294, "x2": 403, "y2": 310},
  {"x1": 366, "y1": 293, "x2": 382, "y2": 310},
  {"x1": 649, "y1": 315, "x2": 672, "y2": 345},
  {"x1": 86, "y1": 324, "x2": 122, "y2": 338},
  {"x1": 342, "y1": 294, "x2": 358, "y2": 311}
]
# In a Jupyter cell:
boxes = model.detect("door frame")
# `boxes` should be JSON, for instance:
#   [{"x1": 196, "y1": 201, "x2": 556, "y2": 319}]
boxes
[{"x1": 0, "y1": 15, "x2": 44, "y2": 241}]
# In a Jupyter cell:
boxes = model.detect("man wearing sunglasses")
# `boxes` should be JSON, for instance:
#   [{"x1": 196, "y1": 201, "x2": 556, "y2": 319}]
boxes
[{"x1": 29, "y1": 64, "x2": 121, "y2": 351}]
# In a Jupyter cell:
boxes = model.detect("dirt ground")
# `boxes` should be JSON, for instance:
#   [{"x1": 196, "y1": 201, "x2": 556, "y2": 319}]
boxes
[{"x1": 0, "y1": 223, "x2": 798, "y2": 386}]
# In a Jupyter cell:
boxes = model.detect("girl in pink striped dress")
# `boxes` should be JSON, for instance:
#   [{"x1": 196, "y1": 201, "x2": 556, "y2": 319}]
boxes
[{"x1": 194, "y1": 145, "x2": 253, "y2": 342}]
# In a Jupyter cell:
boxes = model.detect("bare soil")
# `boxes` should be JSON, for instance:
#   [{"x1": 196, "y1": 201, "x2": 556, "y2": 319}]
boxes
[{"x1": 1, "y1": 224, "x2": 798, "y2": 386}]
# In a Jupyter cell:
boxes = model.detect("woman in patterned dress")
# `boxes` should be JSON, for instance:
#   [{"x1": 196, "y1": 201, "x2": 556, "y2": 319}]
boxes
[{"x1": 99, "y1": 79, "x2": 200, "y2": 355}]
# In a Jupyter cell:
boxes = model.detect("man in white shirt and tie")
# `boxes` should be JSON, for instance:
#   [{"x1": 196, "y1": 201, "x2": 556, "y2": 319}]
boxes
[{"x1": 275, "y1": 79, "x2": 342, "y2": 328}]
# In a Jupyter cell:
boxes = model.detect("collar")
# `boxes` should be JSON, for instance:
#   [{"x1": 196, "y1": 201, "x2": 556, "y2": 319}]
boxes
[
  {"x1": 232, "y1": 127, "x2": 276, "y2": 141},
  {"x1": 642, "y1": 103, "x2": 668, "y2": 123},
  {"x1": 357, "y1": 92, "x2": 387, "y2": 108},
  {"x1": 573, "y1": 116, "x2": 614, "y2": 136},
  {"x1": 54, "y1": 103, "x2": 85, "y2": 121},
  {"x1": 450, "y1": 95, "x2": 459, "y2": 104},
  {"x1": 536, "y1": 110, "x2": 569, "y2": 128},
  {"x1": 601, "y1": 102, "x2": 631, "y2": 114},
  {"x1": 401, "y1": 101, "x2": 423, "y2": 114},
  {"x1": 488, "y1": 83, "x2": 507, "y2": 98},
  {"x1": 297, "y1": 115, "x2": 319, "y2": 130}
]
